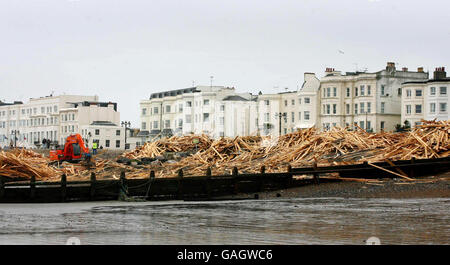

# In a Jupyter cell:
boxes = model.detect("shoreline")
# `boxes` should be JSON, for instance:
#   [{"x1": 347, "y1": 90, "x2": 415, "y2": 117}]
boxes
[{"x1": 227, "y1": 172, "x2": 450, "y2": 200}]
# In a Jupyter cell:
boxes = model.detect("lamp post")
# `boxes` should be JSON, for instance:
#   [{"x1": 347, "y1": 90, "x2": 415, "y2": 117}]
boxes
[
  {"x1": 11, "y1": 130, "x2": 19, "y2": 148},
  {"x1": 275, "y1": 112, "x2": 287, "y2": 136},
  {"x1": 121, "y1": 121, "x2": 131, "y2": 150}
]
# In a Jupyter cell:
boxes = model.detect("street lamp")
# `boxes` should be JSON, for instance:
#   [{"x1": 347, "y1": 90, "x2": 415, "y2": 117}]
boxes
[
  {"x1": 121, "y1": 121, "x2": 131, "y2": 150},
  {"x1": 11, "y1": 130, "x2": 19, "y2": 148},
  {"x1": 275, "y1": 112, "x2": 287, "y2": 136}
]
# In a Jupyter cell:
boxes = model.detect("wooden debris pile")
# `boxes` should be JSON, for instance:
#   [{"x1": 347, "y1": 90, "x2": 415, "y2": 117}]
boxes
[
  {"x1": 1, "y1": 120, "x2": 448, "y2": 181},
  {"x1": 122, "y1": 134, "x2": 213, "y2": 159},
  {"x1": 372, "y1": 120, "x2": 450, "y2": 160},
  {"x1": 153, "y1": 120, "x2": 449, "y2": 177},
  {"x1": 0, "y1": 149, "x2": 59, "y2": 180}
]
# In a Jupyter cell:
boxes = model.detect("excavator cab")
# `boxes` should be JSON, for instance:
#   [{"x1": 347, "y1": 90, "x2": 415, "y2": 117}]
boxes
[{"x1": 50, "y1": 134, "x2": 90, "y2": 162}]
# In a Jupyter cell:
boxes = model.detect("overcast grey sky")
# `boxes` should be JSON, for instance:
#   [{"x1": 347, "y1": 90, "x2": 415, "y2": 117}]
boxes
[{"x1": 1, "y1": 0, "x2": 449, "y2": 126}]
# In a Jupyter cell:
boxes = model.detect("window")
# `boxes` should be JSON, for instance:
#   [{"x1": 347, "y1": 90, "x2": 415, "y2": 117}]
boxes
[
  {"x1": 178, "y1": 119, "x2": 183, "y2": 128},
  {"x1": 264, "y1": 113, "x2": 270, "y2": 122},
  {"x1": 430, "y1": 103, "x2": 436, "y2": 113},
  {"x1": 326, "y1": 104, "x2": 330, "y2": 114},
  {"x1": 406, "y1": 89, "x2": 411, "y2": 98},
  {"x1": 332, "y1": 104, "x2": 337, "y2": 114},
  {"x1": 367, "y1": 85, "x2": 371, "y2": 95},
  {"x1": 185, "y1": 114, "x2": 192, "y2": 123},
  {"x1": 346, "y1": 87, "x2": 350, "y2": 97},
  {"x1": 440, "y1": 103, "x2": 447, "y2": 112},
  {"x1": 360, "y1": 85, "x2": 365, "y2": 96},
  {"x1": 430, "y1": 87, "x2": 436, "y2": 96},
  {"x1": 165, "y1": 105, "x2": 171, "y2": 113},
  {"x1": 153, "y1": 107, "x2": 159, "y2": 114},
  {"x1": 105, "y1": 140, "x2": 110, "y2": 147},
  {"x1": 298, "y1": 112, "x2": 301, "y2": 120},
  {"x1": 359, "y1": 121, "x2": 365, "y2": 129},
  {"x1": 326, "y1": 87, "x2": 331, "y2": 97},
  {"x1": 142, "y1": 108, "x2": 147, "y2": 115},
  {"x1": 95, "y1": 129, "x2": 100, "y2": 135},
  {"x1": 116, "y1": 140, "x2": 120, "y2": 148},
  {"x1": 346, "y1": 104, "x2": 350, "y2": 114},
  {"x1": 291, "y1": 112, "x2": 295, "y2": 122},
  {"x1": 219, "y1": 117, "x2": 224, "y2": 125},
  {"x1": 54, "y1": 106, "x2": 58, "y2": 112},
  {"x1": 291, "y1": 99, "x2": 295, "y2": 105},
  {"x1": 116, "y1": 130, "x2": 120, "y2": 136},
  {"x1": 219, "y1": 132, "x2": 225, "y2": 137},
  {"x1": 416, "y1": 89, "x2": 422, "y2": 97},
  {"x1": 415, "y1": 105, "x2": 422, "y2": 114},
  {"x1": 41, "y1": 107, "x2": 45, "y2": 113},
  {"x1": 203, "y1": 99, "x2": 210, "y2": 105},
  {"x1": 153, "y1": 121, "x2": 158, "y2": 129},
  {"x1": 298, "y1": 98, "x2": 301, "y2": 104},
  {"x1": 304, "y1": 97, "x2": 310, "y2": 104},
  {"x1": 333, "y1": 87, "x2": 337, "y2": 97},
  {"x1": 304, "y1": 111, "x2": 310, "y2": 120},
  {"x1": 179, "y1": 104, "x2": 183, "y2": 113},
  {"x1": 186, "y1": 101, "x2": 192, "y2": 107},
  {"x1": 264, "y1": 100, "x2": 270, "y2": 105},
  {"x1": 367, "y1": 121, "x2": 371, "y2": 130},
  {"x1": 440, "y1": 87, "x2": 447, "y2": 95},
  {"x1": 381, "y1": 102, "x2": 385, "y2": 114},
  {"x1": 380, "y1": 121, "x2": 385, "y2": 130},
  {"x1": 367, "y1": 102, "x2": 371, "y2": 113},
  {"x1": 381, "y1": 85, "x2": 385, "y2": 96},
  {"x1": 406, "y1": 105, "x2": 411, "y2": 114},
  {"x1": 355, "y1": 87, "x2": 358, "y2": 97},
  {"x1": 284, "y1": 100, "x2": 288, "y2": 106},
  {"x1": 203, "y1": 113, "x2": 210, "y2": 122},
  {"x1": 360, "y1": 102, "x2": 365, "y2": 113},
  {"x1": 220, "y1": 105, "x2": 225, "y2": 111},
  {"x1": 164, "y1": 120, "x2": 170, "y2": 128},
  {"x1": 354, "y1": 104, "x2": 358, "y2": 114}
]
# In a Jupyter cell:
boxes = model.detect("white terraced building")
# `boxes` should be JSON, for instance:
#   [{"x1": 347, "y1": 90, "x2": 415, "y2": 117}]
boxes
[
  {"x1": 318, "y1": 62, "x2": 429, "y2": 132},
  {"x1": 401, "y1": 67, "x2": 449, "y2": 127},
  {"x1": 139, "y1": 73, "x2": 321, "y2": 140},
  {"x1": 0, "y1": 95, "x2": 125, "y2": 150}
]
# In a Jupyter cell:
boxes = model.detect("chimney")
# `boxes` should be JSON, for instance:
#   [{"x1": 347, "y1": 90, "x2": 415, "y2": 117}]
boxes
[
  {"x1": 433, "y1": 67, "x2": 446, "y2": 79},
  {"x1": 417, "y1": 67, "x2": 424, "y2": 73},
  {"x1": 386, "y1": 62, "x2": 396, "y2": 72},
  {"x1": 325, "y1": 68, "x2": 334, "y2": 73},
  {"x1": 402, "y1": 67, "x2": 408, "y2": 72}
]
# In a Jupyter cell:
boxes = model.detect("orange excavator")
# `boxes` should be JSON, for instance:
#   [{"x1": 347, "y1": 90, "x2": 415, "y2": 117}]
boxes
[{"x1": 50, "y1": 134, "x2": 92, "y2": 165}]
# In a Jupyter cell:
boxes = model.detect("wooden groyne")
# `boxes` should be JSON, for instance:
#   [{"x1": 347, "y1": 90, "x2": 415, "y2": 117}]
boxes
[{"x1": 0, "y1": 157, "x2": 449, "y2": 203}]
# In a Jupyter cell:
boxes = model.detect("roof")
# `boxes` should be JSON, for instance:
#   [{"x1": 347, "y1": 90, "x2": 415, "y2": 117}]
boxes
[
  {"x1": 149, "y1": 87, "x2": 199, "y2": 99},
  {"x1": 69, "y1": 101, "x2": 117, "y2": 111},
  {"x1": 90, "y1": 121, "x2": 119, "y2": 126},
  {"x1": 0, "y1": 101, "x2": 23, "y2": 106},
  {"x1": 402, "y1": 78, "x2": 450, "y2": 85},
  {"x1": 222, "y1": 95, "x2": 249, "y2": 101}
]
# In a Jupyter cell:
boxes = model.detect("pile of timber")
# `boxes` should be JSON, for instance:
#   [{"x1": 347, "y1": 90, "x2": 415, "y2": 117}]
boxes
[
  {"x1": 122, "y1": 134, "x2": 213, "y2": 159},
  {"x1": 1, "y1": 120, "x2": 448, "y2": 181},
  {"x1": 0, "y1": 149, "x2": 59, "y2": 181}
]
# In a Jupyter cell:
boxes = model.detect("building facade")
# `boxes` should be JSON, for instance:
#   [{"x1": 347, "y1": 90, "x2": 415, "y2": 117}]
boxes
[
  {"x1": 401, "y1": 67, "x2": 449, "y2": 126},
  {"x1": 139, "y1": 73, "x2": 321, "y2": 139},
  {"x1": 318, "y1": 63, "x2": 429, "y2": 132},
  {"x1": 0, "y1": 95, "x2": 125, "y2": 150}
]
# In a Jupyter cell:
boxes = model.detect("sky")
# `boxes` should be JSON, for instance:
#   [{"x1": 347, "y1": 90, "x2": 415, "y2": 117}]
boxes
[{"x1": 0, "y1": 0, "x2": 449, "y2": 126}]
